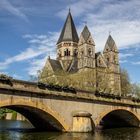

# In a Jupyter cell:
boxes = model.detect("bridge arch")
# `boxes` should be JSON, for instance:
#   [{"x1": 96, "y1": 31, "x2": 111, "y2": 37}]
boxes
[
  {"x1": 97, "y1": 108, "x2": 140, "y2": 129},
  {"x1": 0, "y1": 99, "x2": 69, "y2": 131}
]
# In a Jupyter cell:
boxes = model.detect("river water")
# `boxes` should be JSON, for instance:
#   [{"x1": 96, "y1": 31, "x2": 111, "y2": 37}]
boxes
[{"x1": 0, "y1": 120, "x2": 140, "y2": 140}]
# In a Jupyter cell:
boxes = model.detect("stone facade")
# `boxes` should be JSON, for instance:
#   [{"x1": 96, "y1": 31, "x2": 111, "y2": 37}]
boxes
[{"x1": 40, "y1": 11, "x2": 121, "y2": 95}]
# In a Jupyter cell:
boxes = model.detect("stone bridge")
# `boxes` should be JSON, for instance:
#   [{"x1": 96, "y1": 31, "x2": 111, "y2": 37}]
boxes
[{"x1": 0, "y1": 79, "x2": 140, "y2": 132}]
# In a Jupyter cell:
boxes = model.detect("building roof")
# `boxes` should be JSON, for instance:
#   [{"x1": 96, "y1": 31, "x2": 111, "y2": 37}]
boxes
[
  {"x1": 103, "y1": 35, "x2": 118, "y2": 53},
  {"x1": 106, "y1": 35, "x2": 115, "y2": 47},
  {"x1": 48, "y1": 59, "x2": 63, "y2": 72},
  {"x1": 57, "y1": 11, "x2": 79, "y2": 44},
  {"x1": 81, "y1": 25, "x2": 90, "y2": 41}
]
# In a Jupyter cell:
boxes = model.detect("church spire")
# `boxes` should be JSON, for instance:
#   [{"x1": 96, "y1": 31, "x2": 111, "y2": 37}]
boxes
[
  {"x1": 81, "y1": 25, "x2": 91, "y2": 42},
  {"x1": 103, "y1": 35, "x2": 118, "y2": 53},
  {"x1": 78, "y1": 25, "x2": 95, "y2": 46},
  {"x1": 57, "y1": 11, "x2": 79, "y2": 44}
]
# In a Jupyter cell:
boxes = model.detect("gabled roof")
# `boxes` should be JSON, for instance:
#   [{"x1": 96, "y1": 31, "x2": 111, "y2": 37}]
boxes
[
  {"x1": 57, "y1": 11, "x2": 79, "y2": 44},
  {"x1": 95, "y1": 52, "x2": 107, "y2": 68},
  {"x1": 81, "y1": 25, "x2": 90, "y2": 41}
]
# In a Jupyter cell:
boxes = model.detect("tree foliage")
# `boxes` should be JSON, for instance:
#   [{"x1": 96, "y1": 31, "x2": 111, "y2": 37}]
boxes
[
  {"x1": 120, "y1": 68, "x2": 132, "y2": 96},
  {"x1": 120, "y1": 68, "x2": 140, "y2": 97},
  {"x1": 131, "y1": 83, "x2": 140, "y2": 98}
]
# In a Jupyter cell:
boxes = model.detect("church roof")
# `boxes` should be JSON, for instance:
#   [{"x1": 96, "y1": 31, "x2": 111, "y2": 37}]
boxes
[
  {"x1": 57, "y1": 11, "x2": 79, "y2": 44},
  {"x1": 104, "y1": 35, "x2": 118, "y2": 52},
  {"x1": 48, "y1": 59, "x2": 62, "y2": 72},
  {"x1": 81, "y1": 25, "x2": 90, "y2": 41},
  {"x1": 106, "y1": 35, "x2": 115, "y2": 47}
]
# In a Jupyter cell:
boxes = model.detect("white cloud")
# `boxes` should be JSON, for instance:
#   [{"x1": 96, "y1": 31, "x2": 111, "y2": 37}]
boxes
[
  {"x1": 27, "y1": 56, "x2": 47, "y2": 76},
  {"x1": 119, "y1": 53, "x2": 134, "y2": 59},
  {"x1": 0, "y1": 32, "x2": 58, "y2": 73},
  {"x1": 120, "y1": 60, "x2": 128, "y2": 64},
  {"x1": 132, "y1": 61, "x2": 140, "y2": 65},
  {"x1": 0, "y1": 0, "x2": 28, "y2": 22},
  {"x1": 57, "y1": 0, "x2": 100, "y2": 18},
  {"x1": 58, "y1": 0, "x2": 140, "y2": 52},
  {"x1": 12, "y1": 74, "x2": 23, "y2": 79}
]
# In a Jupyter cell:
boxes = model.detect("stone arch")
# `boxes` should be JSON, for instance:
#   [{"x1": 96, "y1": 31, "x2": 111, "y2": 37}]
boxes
[
  {"x1": 0, "y1": 99, "x2": 69, "y2": 131},
  {"x1": 96, "y1": 108, "x2": 140, "y2": 129}
]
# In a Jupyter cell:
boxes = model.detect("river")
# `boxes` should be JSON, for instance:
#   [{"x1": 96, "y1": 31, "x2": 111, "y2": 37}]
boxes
[{"x1": 0, "y1": 120, "x2": 140, "y2": 140}]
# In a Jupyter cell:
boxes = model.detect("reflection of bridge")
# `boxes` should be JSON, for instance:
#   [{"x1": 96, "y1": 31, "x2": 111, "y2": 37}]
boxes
[{"x1": 0, "y1": 79, "x2": 140, "y2": 132}]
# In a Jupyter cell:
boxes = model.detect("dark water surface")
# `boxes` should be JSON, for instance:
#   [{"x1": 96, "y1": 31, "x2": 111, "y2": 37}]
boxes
[{"x1": 0, "y1": 120, "x2": 140, "y2": 140}]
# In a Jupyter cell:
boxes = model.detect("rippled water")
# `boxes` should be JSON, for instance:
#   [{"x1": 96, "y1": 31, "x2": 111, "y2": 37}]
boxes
[{"x1": 0, "y1": 120, "x2": 140, "y2": 140}]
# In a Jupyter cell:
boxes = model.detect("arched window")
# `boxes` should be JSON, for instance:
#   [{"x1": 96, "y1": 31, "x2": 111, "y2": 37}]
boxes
[
  {"x1": 107, "y1": 57, "x2": 109, "y2": 62},
  {"x1": 81, "y1": 51, "x2": 84, "y2": 57},
  {"x1": 98, "y1": 59, "x2": 101, "y2": 64},
  {"x1": 74, "y1": 49, "x2": 77, "y2": 56},
  {"x1": 64, "y1": 49, "x2": 70, "y2": 56},
  {"x1": 88, "y1": 48, "x2": 92, "y2": 56}
]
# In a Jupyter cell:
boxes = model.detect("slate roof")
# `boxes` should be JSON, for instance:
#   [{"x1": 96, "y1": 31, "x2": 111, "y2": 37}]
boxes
[
  {"x1": 48, "y1": 59, "x2": 63, "y2": 72},
  {"x1": 68, "y1": 59, "x2": 78, "y2": 73},
  {"x1": 106, "y1": 35, "x2": 115, "y2": 47},
  {"x1": 95, "y1": 52, "x2": 101, "y2": 59},
  {"x1": 81, "y1": 25, "x2": 90, "y2": 41},
  {"x1": 57, "y1": 11, "x2": 79, "y2": 44}
]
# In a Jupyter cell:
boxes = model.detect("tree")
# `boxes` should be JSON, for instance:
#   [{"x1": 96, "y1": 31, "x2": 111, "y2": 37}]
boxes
[
  {"x1": 120, "y1": 68, "x2": 131, "y2": 96},
  {"x1": 131, "y1": 83, "x2": 140, "y2": 98}
]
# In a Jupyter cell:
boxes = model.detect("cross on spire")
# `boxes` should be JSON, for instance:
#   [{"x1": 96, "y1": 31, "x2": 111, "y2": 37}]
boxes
[{"x1": 109, "y1": 31, "x2": 111, "y2": 35}]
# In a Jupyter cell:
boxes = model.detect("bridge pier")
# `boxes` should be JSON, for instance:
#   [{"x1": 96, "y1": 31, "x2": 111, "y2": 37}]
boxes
[{"x1": 72, "y1": 111, "x2": 93, "y2": 132}]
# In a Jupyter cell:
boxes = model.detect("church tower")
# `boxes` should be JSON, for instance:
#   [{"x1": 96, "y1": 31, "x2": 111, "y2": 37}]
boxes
[
  {"x1": 78, "y1": 25, "x2": 95, "y2": 70},
  {"x1": 103, "y1": 35, "x2": 121, "y2": 94},
  {"x1": 56, "y1": 10, "x2": 79, "y2": 71}
]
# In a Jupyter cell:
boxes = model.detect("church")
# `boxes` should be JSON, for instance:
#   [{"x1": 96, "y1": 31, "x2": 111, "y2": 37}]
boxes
[{"x1": 40, "y1": 11, "x2": 121, "y2": 95}]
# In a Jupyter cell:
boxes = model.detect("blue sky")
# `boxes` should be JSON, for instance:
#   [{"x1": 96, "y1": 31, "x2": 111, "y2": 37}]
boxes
[{"x1": 0, "y1": 0, "x2": 140, "y2": 83}]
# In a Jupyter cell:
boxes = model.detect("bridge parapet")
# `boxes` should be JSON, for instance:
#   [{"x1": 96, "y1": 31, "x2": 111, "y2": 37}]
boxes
[{"x1": 0, "y1": 79, "x2": 140, "y2": 107}]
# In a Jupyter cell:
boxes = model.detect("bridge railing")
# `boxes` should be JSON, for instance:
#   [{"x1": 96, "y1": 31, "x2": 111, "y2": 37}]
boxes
[{"x1": 0, "y1": 77, "x2": 140, "y2": 105}]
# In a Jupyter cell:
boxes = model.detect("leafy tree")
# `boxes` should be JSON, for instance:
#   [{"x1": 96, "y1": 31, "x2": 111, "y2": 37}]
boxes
[
  {"x1": 120, "y1": 68, "x2": 132, "y2": 96},
  {"x1": 131, "y1": 83, "x2": 140, "y2": 98}
]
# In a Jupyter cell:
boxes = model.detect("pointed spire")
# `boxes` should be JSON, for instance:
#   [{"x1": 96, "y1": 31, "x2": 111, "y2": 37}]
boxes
[
  {"x1": 81, "y1": 25, "x2": 90, "y2": 41},
  {"x1": 106, "y1": 35, "x2": 115, "y2": 47},
  {"x1": 57, "y1": 11, "x2": 79, "y2": 44},
  {"x1": 104, "y1": 35, "x2": 118, "y2": 52}
]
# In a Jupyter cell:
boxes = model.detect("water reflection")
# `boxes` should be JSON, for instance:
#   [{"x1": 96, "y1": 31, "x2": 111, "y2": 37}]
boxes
[{"x1": 0, "y1": 120, "x2": 140, "y2": 140}]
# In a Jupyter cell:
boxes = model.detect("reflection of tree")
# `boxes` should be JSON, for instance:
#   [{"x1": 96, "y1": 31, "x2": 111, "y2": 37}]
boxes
[{"x1": 56, "y1": 133, "x2": 92, "y2": 140}]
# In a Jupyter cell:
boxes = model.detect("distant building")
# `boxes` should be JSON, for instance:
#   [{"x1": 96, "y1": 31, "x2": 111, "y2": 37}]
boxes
[{"x1": 40, "y1": 11, "x2": 121, "y2": 95}]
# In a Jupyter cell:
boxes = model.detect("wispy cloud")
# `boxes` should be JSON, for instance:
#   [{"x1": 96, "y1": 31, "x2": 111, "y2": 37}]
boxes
[
  {"x1": 0, "y1": 32, "x2": 58, "y2": 76},
  {"x1": 119, "y1": 53, "x2": 134, "y2": 59},
  {"x1": 120, "y1": 60, "x2": 128, "y2": 64},
  {"x1": 58, "y1": 0, "x2": 140, "y2": 51},
  {"x1": 0, "y1": 0, "x2": 28, "y2": 22},
  {"x1": 132, "y1": 61, "x2": 140, "y2": 65}
]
